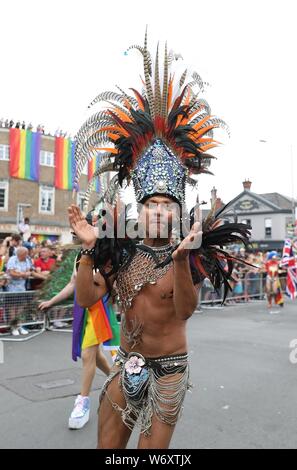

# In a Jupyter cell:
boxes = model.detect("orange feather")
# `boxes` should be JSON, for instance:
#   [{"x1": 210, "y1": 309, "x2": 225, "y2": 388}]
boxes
[
  {"x1": 167, "y1": 74, "x2": 174, "y2": 111},
  {"x1": 199, "y1": 143, "x2": 218, "y2": 151},
  {"x1": 93, "y1": 147, "x2": 118, "y2": 154},
  {"x1": 192, "y1": 115, "x2": 212, "y2": 130}
]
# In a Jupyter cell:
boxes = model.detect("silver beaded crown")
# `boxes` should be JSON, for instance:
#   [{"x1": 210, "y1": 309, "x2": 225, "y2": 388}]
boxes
[{"x1": 131, "y1": 139, "x2": 187, "y2": 204}]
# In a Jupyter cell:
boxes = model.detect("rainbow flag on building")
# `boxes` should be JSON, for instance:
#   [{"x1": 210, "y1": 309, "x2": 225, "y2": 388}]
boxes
[
  {"x1": 88, "y1": 154, "x2": 101, "y2": 192},
  {"x1": 54, "y1": 137, "x2": 76, "y2": 190},
  {"x1": 9, "y1": 129, "x2": 41, "y2": 181}
]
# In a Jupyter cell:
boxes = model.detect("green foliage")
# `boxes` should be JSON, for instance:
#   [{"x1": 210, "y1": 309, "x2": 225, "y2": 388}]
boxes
[{"x1": 39, "y1": 249, "x2": 78, "y2": 303}]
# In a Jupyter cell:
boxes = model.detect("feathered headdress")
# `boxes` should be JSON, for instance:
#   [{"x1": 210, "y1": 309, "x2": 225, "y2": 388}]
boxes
[{"x1": 74, "y1": 28, "x2": 229, "y2": 206}]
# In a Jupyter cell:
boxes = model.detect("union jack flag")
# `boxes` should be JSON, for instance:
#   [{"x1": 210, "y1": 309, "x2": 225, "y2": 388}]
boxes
[{"x1": 281, "y1": 239, "x2": 297, "y2": 299}]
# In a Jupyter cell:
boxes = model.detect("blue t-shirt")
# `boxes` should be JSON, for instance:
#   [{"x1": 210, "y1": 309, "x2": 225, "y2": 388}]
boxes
[{"x1": 7, "y1": 256, "x2": 32, "y2": 292}]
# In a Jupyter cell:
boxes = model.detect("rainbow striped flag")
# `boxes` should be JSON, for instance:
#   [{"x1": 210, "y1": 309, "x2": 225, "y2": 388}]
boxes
[
  {"x1": 32, "y1": 234, "x2": 59, "y2": 244},
  {"x1": 0, "y1": 256, "x2": 5, "y2": 272},
  {"x1": 54, "y1": 137, "x2": 76, "y2": 190},
  {"x1": 9, "y1": 129, "x2": 41, "y2": 181},
  {"x1": 88, "y1": 154, "x2": 101, "y2": 192},
  {"x1": 102, "y1": 297, "x2": 120, "y2": 351}
]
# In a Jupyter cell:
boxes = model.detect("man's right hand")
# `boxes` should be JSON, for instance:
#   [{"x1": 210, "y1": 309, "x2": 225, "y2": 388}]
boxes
[
  {"x1": 68, "y1": 204, "x2": 97, "y2": 248},
  {"x1": 39, "y1": 300, "x2": 53, "y2": 311}
]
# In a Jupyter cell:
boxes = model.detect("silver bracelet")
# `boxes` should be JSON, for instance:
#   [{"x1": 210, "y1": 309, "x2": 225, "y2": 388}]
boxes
[{"x1": 80, "y1": 246, "x2": 95, "y2": 257}]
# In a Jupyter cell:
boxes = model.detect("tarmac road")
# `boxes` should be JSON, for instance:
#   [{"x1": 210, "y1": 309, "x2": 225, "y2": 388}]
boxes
[{"x1": 0, "y1": 299, "x2": 296, "y2": 449}]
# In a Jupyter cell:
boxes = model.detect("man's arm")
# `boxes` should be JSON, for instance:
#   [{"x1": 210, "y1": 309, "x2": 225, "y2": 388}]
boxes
[
  {"x1": 32, "y1": 271, "x2": 49, "y2": 281},
  {"x1": 68, "y1": 204, "x2": 109, "y2": 308},
  {"x1": 76, "y1": 258, "x2": 108, "y2": 308},
  {"x1": 173, "y1": 258, "x2": 199, "y2": 319},
  {"x1": 172, "y1": 222, "x2": 203, "y2": 320},
  {"x1": 8, "y1": 269, "x2": 27, "y2": 279},
  {"x1": 39, "y1": 272, "x2": 76, "y2": 310}
]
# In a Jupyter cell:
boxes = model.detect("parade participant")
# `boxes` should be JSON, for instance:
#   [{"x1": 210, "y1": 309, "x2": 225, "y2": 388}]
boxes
[
  {"x1": 264, "y1": 251, "x2": 284, "y2": 308},
  {"x1": 39, "y1": 214, "x2": 120, "y2": 430},
  {"x1": 70, "y1": 31, "x2": 251, "y2": 448}
]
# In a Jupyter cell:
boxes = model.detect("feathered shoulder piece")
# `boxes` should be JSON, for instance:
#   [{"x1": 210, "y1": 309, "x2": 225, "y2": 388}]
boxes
[{"x1": 158, "y1": 200, "x2": 253, "y2": 302}]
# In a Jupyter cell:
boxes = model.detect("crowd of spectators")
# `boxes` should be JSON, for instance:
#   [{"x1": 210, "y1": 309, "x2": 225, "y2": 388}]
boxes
[
  {"x1": 0, "y1": 117, "x2": 70, "y2": 138},
  {"x1": 200, "y1": 246, "x2": 287, "y2": 305},
  {"x1": 0, "y1": 226, "x2": 63, "y2": 335}
]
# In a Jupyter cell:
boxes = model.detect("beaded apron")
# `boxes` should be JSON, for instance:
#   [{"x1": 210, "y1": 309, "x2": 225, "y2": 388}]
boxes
[{"x1": 99, "y1": 347, "x2": 191, "y2": 435}]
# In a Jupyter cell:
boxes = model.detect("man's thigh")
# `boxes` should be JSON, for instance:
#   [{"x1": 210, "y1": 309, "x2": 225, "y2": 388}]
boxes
[
  {"x1": 137, "y1": 414, "x2": 176, "y2": 449},
  {"x1": 97, "y1": 369, "x2": 133, "y2": 449}
]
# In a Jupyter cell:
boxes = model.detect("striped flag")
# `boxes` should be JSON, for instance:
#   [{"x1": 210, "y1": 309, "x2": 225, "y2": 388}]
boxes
[
  {"x1": 88, "y1": 154, "x2": 101, "y2": 192},
  {"x1": 281, "y1": 239, "x2": 297, "y2": 299},
  {"x1": 9, "y1": 129, "x2": 41, "y2": 181},
  {"x1": 54, "y1": 137, "x2": 76, "y2": 190}
]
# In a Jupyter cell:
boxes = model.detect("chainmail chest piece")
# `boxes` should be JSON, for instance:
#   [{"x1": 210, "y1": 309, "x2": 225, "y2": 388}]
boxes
[{"x1": 116, "y1": 243, "x2": 174, "y2": 313}]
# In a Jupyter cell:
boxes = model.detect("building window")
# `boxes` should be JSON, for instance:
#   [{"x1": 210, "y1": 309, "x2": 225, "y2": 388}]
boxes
[
  {"x1": 0, "y1": 180, "x2": 9, "y2": 211},
  {"x1": 39, "y1": 186, "x2": 55, "y2": 214},
  {"x1": 0, "y1": 145, "x2": 9, "y2": 161},
  {"x1": 40, "y1": 151, "x2": 54, "y2": 167},
  {"x1": 285, "y1": 217, "x2": 295, "y2": 237},
  {"x1": 265, "y1": 218, "x2": 272, "y2": 238},
  {"x1": 77, "y1": 192, "x2": 86, "y2": 211}
]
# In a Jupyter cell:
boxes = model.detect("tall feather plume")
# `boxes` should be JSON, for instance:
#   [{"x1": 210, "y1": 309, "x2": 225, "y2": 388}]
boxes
[
  {"x1": 88, "y1": 91, "x2": 128, "y2": 109},
  {"x1": 125, "y1": 45, "x2": 152, "y2": 76},
  {"x1": 179, "y1": 69, "x2": 188, "y2": 88},
  {"x1": 161, "y1": 42, "x2": 169, "y2": 119},
  {"x1": 154, "y1": 43, "x2": 162, "y2": 118},
  {"x1": 143, "y1": 28, "x2": 155, "y2": 120}
]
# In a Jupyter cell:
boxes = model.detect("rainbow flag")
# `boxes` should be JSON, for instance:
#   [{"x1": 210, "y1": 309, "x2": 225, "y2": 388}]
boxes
[
  {"x1": 102, "y1": 297, "x2": 120, "y2": 351},
  {"x1": 88, "y1": 154, "x2": 101, "y2": 192},
  {"x1": 32, "y1": 234, "x2": 59, "y2": 244},
  {"x1": 9, "y1": 129, "x2": 41, "y2": 181},
  {"x1": 54, "y1": 137, "x2": 76, "y2": 190},
  {"x1": 0, "y1": 256, "x2": 5, "y2": 272}
]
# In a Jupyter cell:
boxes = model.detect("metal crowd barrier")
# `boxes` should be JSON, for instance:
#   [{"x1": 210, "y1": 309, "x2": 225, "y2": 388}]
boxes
[
  {"x1": 0, "y1": 274, "x2": 288, "y2": 341},
  {"x1": 199, "y1": 274, "x2": 287, "y2": 305},
  {"x1": 0, "y1": 290, "x2": 46, "y2": 342}
]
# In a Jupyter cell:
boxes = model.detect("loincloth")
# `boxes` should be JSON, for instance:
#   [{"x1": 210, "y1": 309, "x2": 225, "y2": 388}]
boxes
[{"x1": 99, "y1": 347, "x2": 191, "y2": 435}]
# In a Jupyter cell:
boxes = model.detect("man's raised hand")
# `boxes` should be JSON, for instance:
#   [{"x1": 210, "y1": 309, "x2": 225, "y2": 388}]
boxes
[
  {"x1": 172, "y1": 222, "x2": 203, "y2": 262},
  {"x1": 68, "y1": 204, "x2": 97, "y2": 248}
]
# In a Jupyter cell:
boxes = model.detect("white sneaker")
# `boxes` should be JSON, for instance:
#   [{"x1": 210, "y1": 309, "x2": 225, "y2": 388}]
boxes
[
  {"x1": 11, "y1": 328, "x2": 20, "y2": 336},
  {"x1": 68, "y1": 395, "x2": 90, "y2": 430},
  {"x1": 53, "y1": 321, "x2": 68, "y2": 328},
  {"x1": 18, "y1": 327, "x2": 29, "y2": 335}
]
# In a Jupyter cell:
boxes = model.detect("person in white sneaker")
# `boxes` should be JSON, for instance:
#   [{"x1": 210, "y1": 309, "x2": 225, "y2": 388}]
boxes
[{"x1": 39, "y1": 245, "x2": 117, "y2": 430}]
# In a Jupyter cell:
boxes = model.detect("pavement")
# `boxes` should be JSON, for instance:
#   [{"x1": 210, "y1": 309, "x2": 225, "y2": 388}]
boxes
[{"x1": 0, "y1": 299, "x2": 297, "y2": 449}]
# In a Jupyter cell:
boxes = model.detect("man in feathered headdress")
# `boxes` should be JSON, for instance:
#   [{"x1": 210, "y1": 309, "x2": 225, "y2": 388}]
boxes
[{"x1": 69, "y1": 30, "x2": 251, "y2": 448}]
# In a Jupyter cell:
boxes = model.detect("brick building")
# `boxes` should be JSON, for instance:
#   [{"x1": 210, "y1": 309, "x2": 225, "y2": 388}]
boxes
[{"x1": 0, "y1": 128, "x2": 97, "y2": 243}]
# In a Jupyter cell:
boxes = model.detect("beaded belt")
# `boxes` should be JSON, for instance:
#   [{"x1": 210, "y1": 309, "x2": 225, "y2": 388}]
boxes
[{"x1": 115, "y1": 347, "x2": 188, "y2": 373}]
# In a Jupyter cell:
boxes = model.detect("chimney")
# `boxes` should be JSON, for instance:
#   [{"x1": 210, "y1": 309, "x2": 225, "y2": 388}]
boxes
[
  {"x1": 243, "y1": 179, "x2": 252, "y2": 191},
  {"x1": 215, "y1": 198, "x2": 223, "y2": 210},
  {"x1": 211, "y1": 186, "x2": 217, "y2": 207}
]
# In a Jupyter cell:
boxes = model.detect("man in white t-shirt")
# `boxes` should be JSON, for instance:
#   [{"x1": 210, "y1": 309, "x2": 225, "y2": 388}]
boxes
[
  {"x1": 18, "y1": 217, "x2": 31, "y2": 242},
  {"x1": 6, "y1": 247, "x2": 32, "y2": 336}
]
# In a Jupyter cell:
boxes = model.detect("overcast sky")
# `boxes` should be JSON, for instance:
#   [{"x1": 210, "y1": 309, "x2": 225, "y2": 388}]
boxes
[{"x1": 1, "y1": 0, "x2": 297, "y2": 207}]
